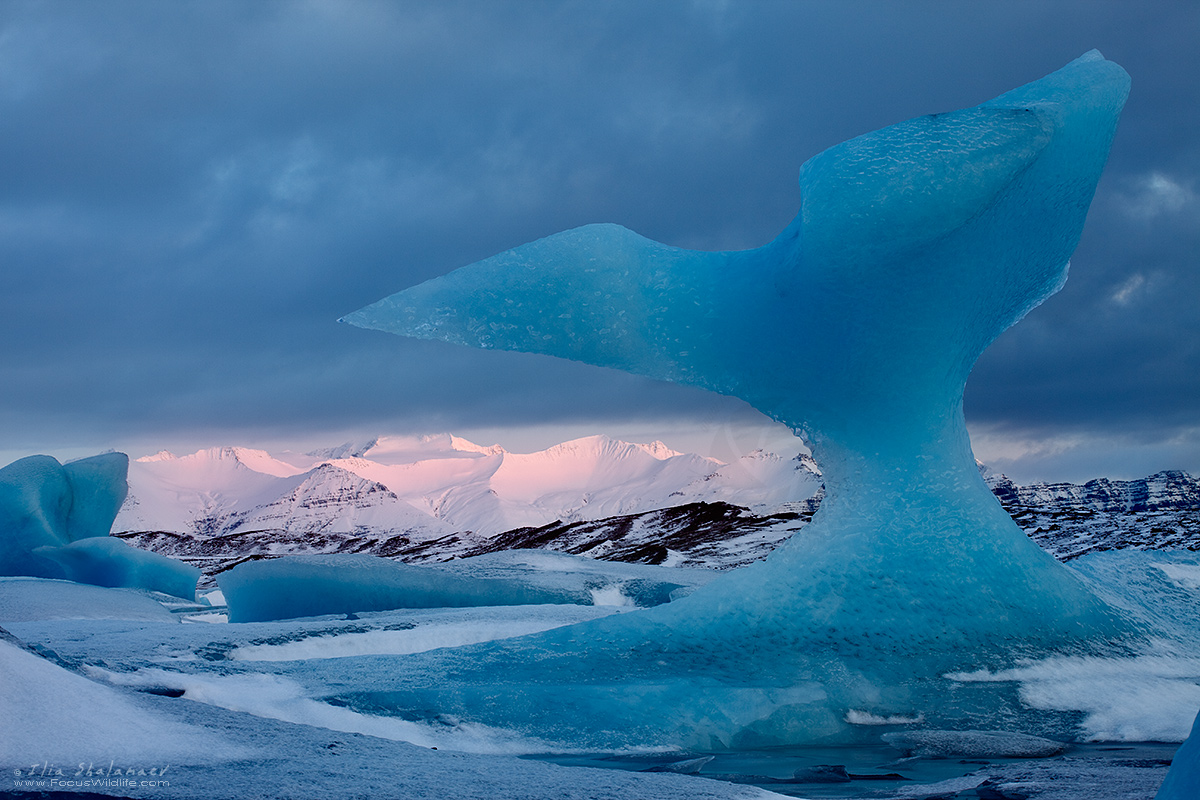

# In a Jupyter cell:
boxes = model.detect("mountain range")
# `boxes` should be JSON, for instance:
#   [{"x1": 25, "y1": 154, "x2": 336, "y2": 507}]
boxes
[{"x1": 113, "y1": 433, "x2": 1197, "y2": 573}]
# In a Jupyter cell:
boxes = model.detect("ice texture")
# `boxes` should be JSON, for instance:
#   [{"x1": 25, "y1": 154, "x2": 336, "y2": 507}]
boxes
[
  {"x1": 0, "y1": 452, "x2": 199, "y2": 599},
  {"x1": 1157, "y1": 709, "x2": 1200, "y2": 799},
  {"x1": 219, "y1": 553, "x2": 605, "y2": 623},
  {"x1": 0, "y1": 453, "x2": 128, "y2": 578},
  {"x1": 342, "y1": 53, "x2": 1133, "y2": 747},
  {"x1": 33, "y1": 537, "x2": 201, "y2": 600},
  {"x1": 1, "y1": 636, "x2": 773, "y2": 800},
  {"x1": 0, "y1": 577, "x2": 177, "y2": 623},
  {"x1": 882, "y1": 729, "x2": 1067, "y2": 759},
  {"x1": 0, "y1": 638, "x2": 249, "y2": 766},
  {"x1": 433, "y1": 550, "x2": 713, "y2": 606}
]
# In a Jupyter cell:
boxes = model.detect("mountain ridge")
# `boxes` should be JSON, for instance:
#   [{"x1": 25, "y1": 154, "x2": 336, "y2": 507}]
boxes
[{"x1": 113, "y1": 434, "x2": 1197, "y2": 573}]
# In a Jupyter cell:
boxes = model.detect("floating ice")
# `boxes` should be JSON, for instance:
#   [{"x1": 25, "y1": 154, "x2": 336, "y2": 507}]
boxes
[
  {"x1": 0, "y1": 577, "x2": 177, "y2": 623},
  {"x1": 433, "y1": 550, "x2": 713, "y2": 607},
  {"x1": 0, "y1": 453, "x2": 127, "y2": 578},
  {"x1": 33, "y1": 537, "x2": 200, "y2": 600},
  {"x1": 1157, "y1": 709, "x2": 1200, "y2": 799},
  {"x1": 343, "y1": 53, "x2": 1133, "y2": 747},
  {"x1": 0, "y1": 452, "x2": 199, "y2": 599},
  {"x1": 219, "y1": 553, "x2": 605, "y2": 623}
]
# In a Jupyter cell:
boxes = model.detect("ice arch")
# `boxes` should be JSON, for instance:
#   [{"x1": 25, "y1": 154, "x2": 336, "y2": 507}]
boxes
[{"x1": 341, "y1": 53, "x2": 1132, "y2": 747}]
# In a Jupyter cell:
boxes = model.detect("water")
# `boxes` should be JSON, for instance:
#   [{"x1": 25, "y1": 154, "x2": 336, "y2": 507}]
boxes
[{"x1": 529, "y1": 742, "x2": 1179, "y2": 798}]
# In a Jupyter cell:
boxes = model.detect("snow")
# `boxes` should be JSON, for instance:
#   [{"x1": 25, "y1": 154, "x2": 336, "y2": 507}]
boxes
[
  {"x1": 946, "y1": 653, "x2": 1200, "y2": 742},
  {"x1": 116, "y1": 433, "x2": 816, "y2": 543},
  {"x1": 0, "y1": 639, "x2": 250, "y2": 766}
]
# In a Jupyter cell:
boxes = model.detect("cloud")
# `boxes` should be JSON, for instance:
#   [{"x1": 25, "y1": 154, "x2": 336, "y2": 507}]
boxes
[
  {"x1": 0, "y1": 2, "x2": 1197, "y2": 481},
  {"x1": 1117, "y1": 171, "x2": 1197, "y2": 221}
]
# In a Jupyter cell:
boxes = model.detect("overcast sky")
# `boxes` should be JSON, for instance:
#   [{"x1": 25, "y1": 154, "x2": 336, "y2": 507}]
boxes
[{"x1": 1, "y1": 1, "x2": 1196, "y2": 482}]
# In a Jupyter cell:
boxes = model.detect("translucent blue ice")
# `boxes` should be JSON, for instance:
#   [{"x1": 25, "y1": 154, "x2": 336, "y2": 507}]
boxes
[
  {"x1": 1157, "y1": 709, "x2": 1200, "y2": 799},
  {"x1": 221, "y1": 552, "x2": 707, "y2": 623},
  {"x1": 342, "y1": 53, "x2": 1133, "y2": 746},
  {"x1": 33, "y1": 537, "x2": 201, "y2": 600},
  {"x1": 220, "y1": 554, "x2": 606, "y2": 623},
  {"x1": 0, "y1": 453, "x2": 128, "y2": 578},
  {"x1": 0, "y1": 453, "x2": 199, "y2": 599}
]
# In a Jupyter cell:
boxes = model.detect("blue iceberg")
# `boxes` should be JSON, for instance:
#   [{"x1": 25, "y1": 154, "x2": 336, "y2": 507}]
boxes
[
  {"x1": 1157, "y1": 709, "x2": 1200, "y2": 800},
  {"x1": 221, "y1": 551, "x2": 708, "y2": 623},
  {"x1": 33, "y1": 537, "x2": 201, "y2": 600},
  {"x1": 221, "y1": 554, "x2": 607, "y2": 623},
  {"x1": 0, "y1": 453, "x2": 128, "y2": 578},
  {"x1": 0, "y1": 452, "x2": 199, "y2": 599},
  {"x1": 342, "y1": 53, "x2": 1133, "y2": 747}
]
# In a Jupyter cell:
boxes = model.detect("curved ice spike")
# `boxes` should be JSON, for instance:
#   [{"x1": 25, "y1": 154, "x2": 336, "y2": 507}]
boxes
[{"x1": 338, "y1": 52, "x2": 1134, "y2": 748}]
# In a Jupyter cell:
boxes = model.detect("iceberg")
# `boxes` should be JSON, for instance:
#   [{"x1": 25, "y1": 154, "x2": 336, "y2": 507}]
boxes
[
  {"x1": 33, "y1": 537, "x2": 201, "y2": 601},
  {"x1": 0, "y1": 453, "x2": 128, "y2": 578},
  {"x1": 1157, "y1": 709, "x2": 1200, "y2": 799},
  {"x1": 342, "y1": 53, "x2": 1134, "y2": 747},
  {"x1": 220, "y1": 553, "x2": 608, "y2": 623},
  {"x1": 0, "y1": 452, "x2": 199, "y2": 599}
]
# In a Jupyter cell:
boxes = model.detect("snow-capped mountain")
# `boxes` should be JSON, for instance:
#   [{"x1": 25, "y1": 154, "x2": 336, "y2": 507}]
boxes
[
  {"x1": 113, "y1": 434, "x2": 1197, "y2": 574},
  {"x1": 114, "y1": 434, "x2": 822, "y2": 556},
  {"x1": 986, "y1": 469, "x2": 1200, "y2": 559}
]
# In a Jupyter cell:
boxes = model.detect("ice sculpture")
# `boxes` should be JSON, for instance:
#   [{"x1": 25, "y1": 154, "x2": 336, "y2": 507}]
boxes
[
  {"x1": 341, "y1": 53, "x2": 1133, "y2": 747},
  {"x1": 0, "y1": 452, "x2": 199, "y2": 599}
]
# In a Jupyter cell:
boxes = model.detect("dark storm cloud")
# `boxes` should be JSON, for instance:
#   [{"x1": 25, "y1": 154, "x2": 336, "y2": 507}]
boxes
[{"x1": 0, "y1": 1, "x2": 1196, "y2": 478}]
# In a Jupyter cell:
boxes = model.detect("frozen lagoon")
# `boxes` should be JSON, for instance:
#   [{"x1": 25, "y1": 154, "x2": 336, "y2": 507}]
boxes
[{"x1": 2, "y1": 547, "x2": 1196, "y2": 799}]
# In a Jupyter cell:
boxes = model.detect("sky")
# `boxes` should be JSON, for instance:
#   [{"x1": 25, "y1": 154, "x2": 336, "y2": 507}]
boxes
[{"x1": 0, "y1": 1, "x2": 1197, "y2": 483}]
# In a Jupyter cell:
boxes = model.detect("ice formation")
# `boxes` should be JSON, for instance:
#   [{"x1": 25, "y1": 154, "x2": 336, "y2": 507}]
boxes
[
  {"x1": 220, "y1": 553, "x2": 612, "y2": 622},
  {"x1": 341, "y1": 53, "x2": 1133, "y2": 747},
  {"x1": 1157, "y1": 709, "x2": 1200, "y2": 799},
  {"x1": 0, "y1": 453, "x2": 127, "y2": 578},
  {"x1": 0, "y1": 453, "x2": 199, "y2": 599},
  {"x1": 33, "y1": 537, "x2": 200, "y2": 600}
]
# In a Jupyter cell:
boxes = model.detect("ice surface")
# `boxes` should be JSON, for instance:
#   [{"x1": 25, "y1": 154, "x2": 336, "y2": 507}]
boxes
[
  {"x1": 341, "y1": 53, "x2": 1136, "y2": 747},
  {"x1": 34, "y1": 536, "x2": 200, "y2": 600},
  {"x1": 228, "y1": 614, "x2": 609, "y2": 661},
  {"x1": 219, "y1": 553, "x2": 603, "y2": 622},
  {"x1": 1157, "y1": 709, "x2": 1200, "y2": 799},
  {"x1": 882, "y1": 729, "x2": 1067, "y2": 758},
  {"x1": 433, "y1": 550, "x2": 716, "y2": 607},
  {"x1": 0, "y1": 453, "x2": 127, "y2": 578},
  {"x1": 0, "y1": 637, "x2": 778, "y2": 800},
  {"x1": 0, "y1": 639, "x2": 249, "y2": 766},
  {"x1": 933, "y1": 550, "x2": 1200, "y2": 743},
  {"x1": 0, "y1": 577, "x2": 177, "y2": 623},
  {"x1": 3, "y1": 599, "x2": 1177, "y2": 799}
]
